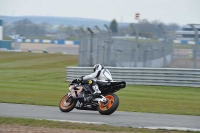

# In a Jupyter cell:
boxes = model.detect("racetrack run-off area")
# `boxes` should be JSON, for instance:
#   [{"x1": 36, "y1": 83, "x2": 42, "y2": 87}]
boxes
[{"x1": 19, "y1": 43, "x2": 79, "y2": 54}]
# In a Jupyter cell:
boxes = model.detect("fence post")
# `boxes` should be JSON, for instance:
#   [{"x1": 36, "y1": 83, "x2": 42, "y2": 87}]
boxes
[
  {"x1": 158, "y1": 24, "x2": 167, "y2": 67},
  {"x1": 76, "y1": 29, "x2": 83, "y2": 66},
  {"x1": 168, "y1": 33, "x2": 174, "y2": 63},
  {"x1": 130, "y1": 24, "x2": 139, "y2": 67},
  {"x1": 188, "y1": 24, "x2": 199, "y2": 68},
  {"x1": 95, "y1": 25, "x2": 102, "y2": 32},
  {"x1": 104, "y1": 24, "x2": 112, "y2": 66},
  {"x1": 94, "y1": 25, "x2": 102, "y2": 64},
  {"x1": 87, "y1": 28, "x2": 94, "y2": 66},
  {"x1": 0, "y1": 20, "x2": 3, "y2": 40}
]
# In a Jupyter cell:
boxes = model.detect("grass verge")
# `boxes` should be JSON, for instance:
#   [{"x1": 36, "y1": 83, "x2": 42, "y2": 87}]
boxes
[
  {"x1": 0, "y1": 117, "x2": 198, "y2": 133},
  {"x1": 174, "y1": 44, "x2": 200, "y2": 49}
]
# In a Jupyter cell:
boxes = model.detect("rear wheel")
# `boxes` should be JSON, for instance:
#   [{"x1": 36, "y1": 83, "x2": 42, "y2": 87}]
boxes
[
  {"x1": 59, "y1": 94, "x2": 76, "y2": 112},
  {"x1": 98, "y1": 93, "x2": 119, "y2": 115}
]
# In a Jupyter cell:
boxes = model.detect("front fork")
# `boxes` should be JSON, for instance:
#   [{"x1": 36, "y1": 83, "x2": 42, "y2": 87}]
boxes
[
  {"x1": 67, "y1": 92, "x2": 71, "y2": 97},
  {"x1": 66, "y1": 92, "x2": 73, "y2": 102}
]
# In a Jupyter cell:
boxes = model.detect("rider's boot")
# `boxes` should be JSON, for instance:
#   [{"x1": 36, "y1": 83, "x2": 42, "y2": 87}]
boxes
[
  {"x1": 92, "y1": 85, "x2": 107, "y2": 103},
  {"x1": 92, "y1": 85, "x2": 101, "y2": 95}
]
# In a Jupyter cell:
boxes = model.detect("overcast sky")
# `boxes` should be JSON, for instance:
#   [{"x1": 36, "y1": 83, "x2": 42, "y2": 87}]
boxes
[{"x1": 0, "y1": 0, "x2": 199, "y2": 25}]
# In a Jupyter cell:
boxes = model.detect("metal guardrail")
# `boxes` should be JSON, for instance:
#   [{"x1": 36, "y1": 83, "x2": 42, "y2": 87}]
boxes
[{"x1": 66, "y1": 67, "x2": 200, "y2": 87}]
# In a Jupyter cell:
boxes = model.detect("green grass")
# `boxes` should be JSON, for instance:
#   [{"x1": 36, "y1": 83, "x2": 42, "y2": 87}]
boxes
[
  {"x1": 0, "y1": 52, "x2": 200, "y2": 116},
  {"x1": 3, "y1": 36, "x2": 13, "y2": 41},
  {"x1": 0, "y1": 117, "x2": 198, "y2": 133},
  {"x1": 174, "y1": 44, "x2": 200, "y2": 49},
  {"x1": 117, "y1": 85, "x2": 200, "y2": 115},
  {"x1": 0, "y1": 52, "x2": 77, "y2": 106}
]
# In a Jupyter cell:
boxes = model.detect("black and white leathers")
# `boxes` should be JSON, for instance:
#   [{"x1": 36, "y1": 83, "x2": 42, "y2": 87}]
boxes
[
  {"x1": 83, "y1": 64, "x2": 113, "y2": 81},
  {"x1": 82, "y1": 64, "x2": 112, "y2": 95}
]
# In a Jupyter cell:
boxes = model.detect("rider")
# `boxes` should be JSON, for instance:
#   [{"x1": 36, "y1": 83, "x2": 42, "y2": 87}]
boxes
[{"x1": 77, "y1": 64, "x2": 112, "y2": 101}]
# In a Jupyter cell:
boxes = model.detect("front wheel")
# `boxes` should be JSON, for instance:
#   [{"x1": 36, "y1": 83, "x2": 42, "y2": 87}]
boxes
[
  {"x1": 59, "y1": 94, "x2": 76, "y2": 112},
  {"x1": 98, "y1": 93, "x2": 119, "y2": 115}
]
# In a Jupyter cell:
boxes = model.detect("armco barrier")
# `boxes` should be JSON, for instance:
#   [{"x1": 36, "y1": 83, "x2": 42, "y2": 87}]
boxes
[
  {"x1": 14, "y1": 39, "x2": 80, "y2": 45},
  {"x1": 173, "y1": 40, "x2": 200, "y2": 45},
  {"x1": 13, "y1": 39, "x2": 198, "y2": 45},
  {"x1": 66, "y1": 67, "x2": 200, "y2": 87}
]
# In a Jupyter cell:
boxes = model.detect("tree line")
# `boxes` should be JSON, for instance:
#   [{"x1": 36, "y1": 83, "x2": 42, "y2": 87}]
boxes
[
  {"x1": 3, "y1": 18, "x2": 180, "y2": 39},
  {"x1": 110, "y1": 19, "x2": 180, "y2": 38},
  {"x1": 3, "y1": 19, "x2": 77, "y2": 38}
]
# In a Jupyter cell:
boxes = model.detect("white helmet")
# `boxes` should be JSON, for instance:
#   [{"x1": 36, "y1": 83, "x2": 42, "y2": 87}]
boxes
[{"x1": 93, "y1": 64, "x2": 104, "y2": 72}]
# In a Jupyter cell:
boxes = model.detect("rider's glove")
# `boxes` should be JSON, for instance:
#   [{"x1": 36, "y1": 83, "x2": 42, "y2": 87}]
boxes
[{"x1": 77, "y1": 76, "x2": 84, "y2": 83}]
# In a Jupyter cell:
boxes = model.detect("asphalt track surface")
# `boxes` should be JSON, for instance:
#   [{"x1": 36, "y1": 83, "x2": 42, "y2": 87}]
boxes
[
  {"x1": 20, "y1": 43, "x2": 79, "y2": 55},
  {"x1": 0, "y1": 103, "x2": 200, "y2": 131}
]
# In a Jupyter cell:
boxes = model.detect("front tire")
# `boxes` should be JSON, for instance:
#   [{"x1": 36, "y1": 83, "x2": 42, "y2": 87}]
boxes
[
  {"x1": 59, "y1": 94, "x2": 76, "y2": 112},
  {"x1": 98, "y1": 93, "x2": 119, "y2": 115}
]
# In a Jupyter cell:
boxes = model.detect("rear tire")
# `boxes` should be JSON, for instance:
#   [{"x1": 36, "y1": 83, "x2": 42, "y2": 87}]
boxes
[
  {"x1": 98, "y1": 93, "x2": 119, "y2": 115},
  {"x1": 59, "y1": 94, "x2": 76, "y2": 112}
]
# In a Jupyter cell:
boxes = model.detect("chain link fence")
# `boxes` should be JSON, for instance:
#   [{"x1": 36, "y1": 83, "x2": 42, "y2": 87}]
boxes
[
  {"x1": 12, "y1": 41, "x2": 21, "y2": 50},
  {"x1": 170, "y1": 47, "x2": 200, "y2": 68},
  {"x1": 77, "y1": 24, "x2": 174, "y2": 68},
  {"x1": 170, "y1": 24, "x2": 200, "y2": 68}
]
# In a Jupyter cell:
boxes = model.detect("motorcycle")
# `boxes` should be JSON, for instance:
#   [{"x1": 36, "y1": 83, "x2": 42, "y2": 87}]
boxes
[{"x1": 59, "y1": 79, "x2": 126, "y2": 115}]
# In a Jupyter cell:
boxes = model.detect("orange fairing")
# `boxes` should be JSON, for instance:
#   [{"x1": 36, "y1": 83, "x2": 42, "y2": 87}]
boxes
[
  {"x1": 99, "y1": 95, "x2": 114, "y2": 111},
  {"x1": 69, "y1": 85, "x2": 83, "y2": 98}
]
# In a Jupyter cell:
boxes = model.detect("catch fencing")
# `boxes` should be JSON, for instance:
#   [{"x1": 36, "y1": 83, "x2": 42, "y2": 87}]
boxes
[
  {"x1": 66, "y1": 67, "x2": 200, "y2": 87},
  {"x1": 76, "y1": 24, "x2": 200, "y2": 69},
  {"x1": 77, "y1": 24, "x2": 173, "y2": 68}
]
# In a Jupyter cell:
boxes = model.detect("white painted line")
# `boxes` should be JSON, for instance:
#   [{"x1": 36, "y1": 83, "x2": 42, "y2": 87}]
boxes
[
  {"x1": 36, "y1": 118, "x2": 105, "y2": 125},
  {"x1": 142, "y1": 126, "x2": 200, "y2": 132},
  {"x1": 34, "y1": 118, "x2": 200, "y2": 131}
]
